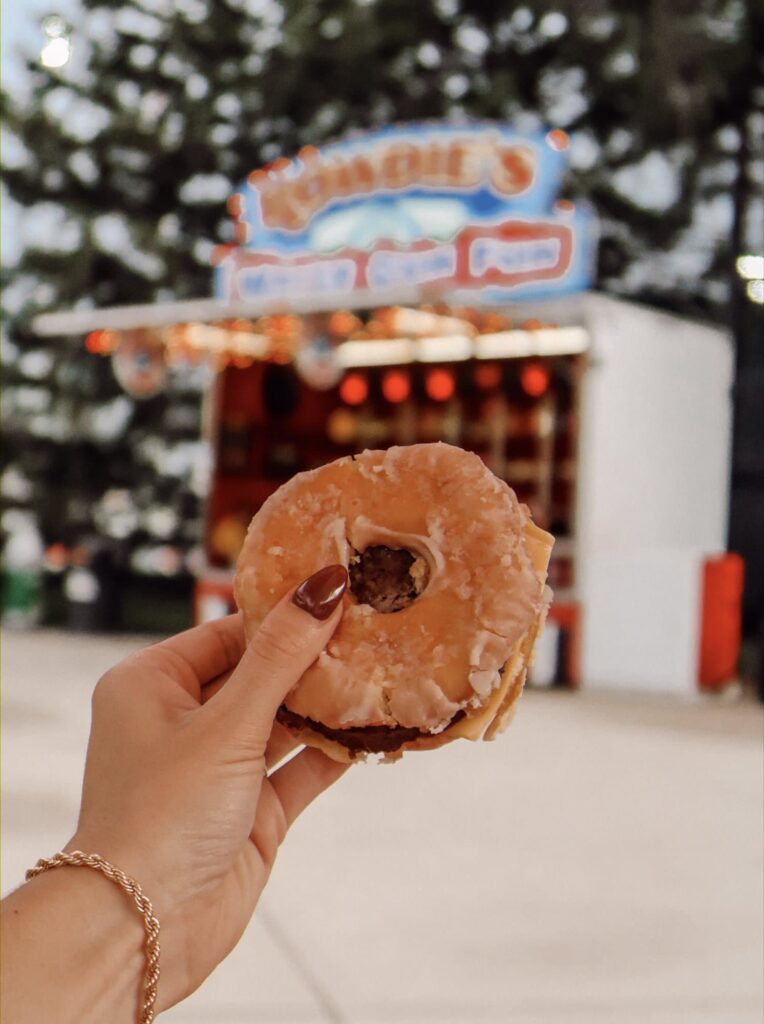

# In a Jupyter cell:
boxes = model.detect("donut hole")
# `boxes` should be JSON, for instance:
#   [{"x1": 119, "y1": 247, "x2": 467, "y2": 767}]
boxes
[{"x1": 348, "y1": 545, "x2": 430, "y2": 613}]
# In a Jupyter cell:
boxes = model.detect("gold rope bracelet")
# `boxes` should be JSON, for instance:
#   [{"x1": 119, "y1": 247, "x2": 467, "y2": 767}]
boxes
[{"x1": 26, "y1": 851, "x2": 161, "y2": 1024}]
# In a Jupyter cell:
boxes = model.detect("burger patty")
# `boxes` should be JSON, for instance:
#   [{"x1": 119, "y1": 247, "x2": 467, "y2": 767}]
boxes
[
  {"x1": 277, "y1": 706, "x2": 466, "y2": 755},
  {"x1": 348, "y1": 544, "x2": 429, "y2": 613}
]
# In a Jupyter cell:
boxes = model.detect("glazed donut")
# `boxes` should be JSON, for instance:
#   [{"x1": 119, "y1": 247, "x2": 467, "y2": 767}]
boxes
[{"x1": 234, "y1": 442, "x2": 553, "y2": 762}]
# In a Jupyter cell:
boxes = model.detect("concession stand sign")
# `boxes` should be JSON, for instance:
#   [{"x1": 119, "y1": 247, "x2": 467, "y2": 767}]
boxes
[{"x1": 213, "y1": 122, "x2": 597, "y2": 305}]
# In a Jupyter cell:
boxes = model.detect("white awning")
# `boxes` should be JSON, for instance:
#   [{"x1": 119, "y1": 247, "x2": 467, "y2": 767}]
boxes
[
  {"x1": 32, "y1": 287, "x2": 588, "y2": 337},
  {"x1": 32, "y1": 286, "x2": 437, "y2": 336}
]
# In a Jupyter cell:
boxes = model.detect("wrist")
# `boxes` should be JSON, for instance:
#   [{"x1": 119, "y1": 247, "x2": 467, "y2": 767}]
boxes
[
  {"x1": 62, "y1": 835, "x2": 190, "y2": 1013},
  {"x1": 2, "y1": 862, "x2": 146, "y2": 1024}
]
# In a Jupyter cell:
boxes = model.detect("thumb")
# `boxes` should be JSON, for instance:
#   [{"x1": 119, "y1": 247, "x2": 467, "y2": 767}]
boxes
[{"x1": 209, "y1": 564, "x2": 347, "y2": 746}]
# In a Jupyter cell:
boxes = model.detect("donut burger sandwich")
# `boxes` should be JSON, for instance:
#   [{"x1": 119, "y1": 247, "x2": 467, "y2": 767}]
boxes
[{"x1": 235, "y1": 442, "x2": 553, "y2": 763}]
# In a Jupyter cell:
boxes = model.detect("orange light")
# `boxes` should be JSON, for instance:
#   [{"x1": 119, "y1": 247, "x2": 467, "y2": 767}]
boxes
[
  {"x1": 521, "y1": 318, "x2": 543, "y2": 331},
  {"x1": 327, "y1": 408, "x2": 357, "y2": 445},
  {"x1": 85, "y1": 329, "x2": 117, "y2": 354},
  {"x1": 366, "y1": 318, "x2": 389, "y2": 339},
  {"x1": 266, "y1": 314, "x2": 299, "y2": 338},
  {"x1": 521, "y1": 362, "x2": 550, "y2": 398},
  {"x1": 45, "y1": 542, "x2": 69, "y2": 570},
  {"x1": 546, "y1": 128, "x2": 569, "y2": 151},
  {"x1": 479, "y1": 311, "x2": 511, "y2": 333},
  {"x1": 373, "y1": 307, "x2": 395, "y2": 331},
  {"x1": 340, "y1": 373, "x2": 369, "y2": 406},
  {"x1": 426, "y1": 368, "x2": 455, "y2": 402},
  {"x1": 382, "y1": 370, "x2": 410, "y2": 404},
  {"x1": 474, "y1": 363, "x2": 502, "y2": 391},
  {"x1": 328, "y1": 310, "x2": 361, "y2": 337}
]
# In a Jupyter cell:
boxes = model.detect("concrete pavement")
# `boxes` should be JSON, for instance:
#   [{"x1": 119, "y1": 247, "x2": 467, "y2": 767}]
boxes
[{"x1": 2, "y1": 628, "x2": 762, "y2": 1023}]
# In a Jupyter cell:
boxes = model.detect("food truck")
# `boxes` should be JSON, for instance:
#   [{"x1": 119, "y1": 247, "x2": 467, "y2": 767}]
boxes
[{"x1": 34, "y1": 123, "x2": 740, "y2": 695}]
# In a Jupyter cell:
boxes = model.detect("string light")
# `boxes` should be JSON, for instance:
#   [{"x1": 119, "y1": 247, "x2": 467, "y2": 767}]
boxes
[
  {"x1": 425, "y1": 368, "x2": 455, "y2": 402},
  {"x1": 520, "y1": 361, "x2": 550, "y2": 398},
  {"x1": 85, "y1": 330, "x2": 118, "y2": 354},
  {"x1": 79, "y1": 307, "x2": 587, "y2": 385},
  {"x1": 339, "y1": 372, "x2": 369, "y2": 406},
  {"x1": 382, "y1": 370, "x2": 410, "y2": 404},
  {"x1": 328, "y1": 310, "x2": 361, "y2": 337}
]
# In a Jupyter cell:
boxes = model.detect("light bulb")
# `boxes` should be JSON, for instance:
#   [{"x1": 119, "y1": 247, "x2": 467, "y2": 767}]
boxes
[{"x1": 41, "y1": 36, "x2": 71, "y2": 68}]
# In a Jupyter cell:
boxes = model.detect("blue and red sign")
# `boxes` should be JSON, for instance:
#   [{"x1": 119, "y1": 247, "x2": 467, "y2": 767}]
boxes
[{"x1": 213, "y1": 122, "x2": 596, "y2": 304}]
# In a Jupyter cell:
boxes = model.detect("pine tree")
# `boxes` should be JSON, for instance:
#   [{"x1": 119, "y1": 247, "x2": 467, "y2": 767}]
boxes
[
  {"x1": 2, "y1": 0, "x2": 761, "y2": 625},
  {"x1": 1, "y1": 0, "x2": 282, "y2": 621}
]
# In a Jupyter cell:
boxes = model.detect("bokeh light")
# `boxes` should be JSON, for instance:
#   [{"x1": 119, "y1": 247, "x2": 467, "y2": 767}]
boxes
[
  {"x1": 326, "y1": 408, "x2": 357, "y2": 444},
  {"x1": 736, "y1": 255, "x2": 764, "y2": 280},
  {"x1": 521, "y1": 361, "x2": 550, "y2": 397},
  {"x1": 339, "y1": 372, "x2": 368, "y2": 405},
  {"x1": 546, "y1": 128, "x2": 570, "y2": 150},
  {"x1": 85, "y1": 330, "x2": 117, "y2": 354},
  {"x1": 41, "y1": 36, "x2": 71, "y2": 68},
  {"x1": 382, "y1": 370, "x2": 411, "y2": 404},
  {"x1": 425, "y1": 368, "x2": 455, "y2": 402}
]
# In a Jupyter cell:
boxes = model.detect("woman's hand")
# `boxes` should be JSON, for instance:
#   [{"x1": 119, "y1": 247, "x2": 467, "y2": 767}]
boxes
[{"x1": 64, "y1": 564, "x2": 349, "y2": 1013}]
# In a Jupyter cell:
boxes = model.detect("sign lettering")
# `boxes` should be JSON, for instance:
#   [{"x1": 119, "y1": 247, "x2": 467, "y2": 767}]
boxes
[{"x1": 215, "y1": 122, "x2": 596, "y2": 304}]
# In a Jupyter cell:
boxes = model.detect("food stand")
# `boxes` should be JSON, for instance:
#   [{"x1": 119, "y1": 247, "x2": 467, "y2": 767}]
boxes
[{"x1": 33, "y1": 122, "x2": 740, "y2": 693}]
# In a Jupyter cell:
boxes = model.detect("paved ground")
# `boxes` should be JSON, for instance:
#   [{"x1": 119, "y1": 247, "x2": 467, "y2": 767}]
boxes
[{"x1": 2, "y1": 627, "x2": 763, "y2": 1024}]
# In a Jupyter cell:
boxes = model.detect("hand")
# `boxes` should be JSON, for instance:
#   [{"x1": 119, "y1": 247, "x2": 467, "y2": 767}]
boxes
[{"x1": 66, "y1": 564, "x2": 349, "y2": 1013}]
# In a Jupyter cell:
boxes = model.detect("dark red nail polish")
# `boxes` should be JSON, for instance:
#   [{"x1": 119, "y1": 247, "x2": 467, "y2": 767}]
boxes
[{"x1": 292, "y1": 565, "x2": 348, "y2": 620}]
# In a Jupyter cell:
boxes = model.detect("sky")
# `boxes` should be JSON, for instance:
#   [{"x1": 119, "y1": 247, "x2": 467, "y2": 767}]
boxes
[{"x1": 2, "y1": 0, "x2": 79, "y2": 263}]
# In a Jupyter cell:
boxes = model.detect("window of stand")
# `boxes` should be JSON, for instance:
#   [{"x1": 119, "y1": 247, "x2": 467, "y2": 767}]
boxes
[{"x1": 205, "y1": 314, "x2": 584, "y2": 603}]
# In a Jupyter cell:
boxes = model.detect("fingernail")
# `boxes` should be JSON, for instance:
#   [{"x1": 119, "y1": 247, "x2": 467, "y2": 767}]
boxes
[{"x1": 292, "y1": 565, "x2": 348, "y2": 620}]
